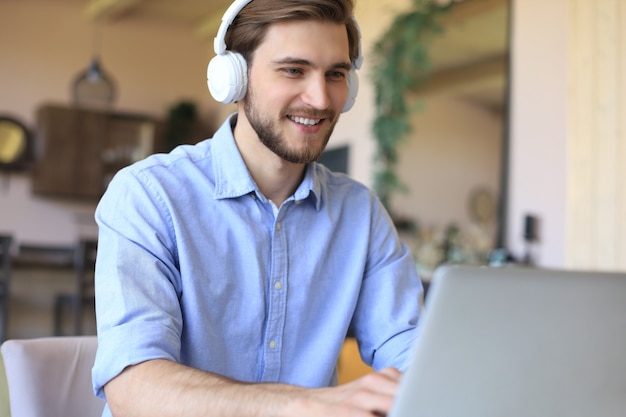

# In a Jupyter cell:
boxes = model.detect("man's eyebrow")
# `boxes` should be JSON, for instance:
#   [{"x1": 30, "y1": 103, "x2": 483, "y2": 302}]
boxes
[{"x1": 272, "y1": 57, "x2": 352, "y2": 71}]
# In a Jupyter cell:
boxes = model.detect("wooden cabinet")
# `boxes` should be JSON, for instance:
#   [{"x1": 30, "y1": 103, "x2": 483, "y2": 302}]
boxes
[{"x1": 32, "y1": 104, "x2": 165, "y2": 200}]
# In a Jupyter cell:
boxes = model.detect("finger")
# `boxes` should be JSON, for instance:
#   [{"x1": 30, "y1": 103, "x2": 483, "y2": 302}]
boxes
[
  {"x1": 378, "y1": 367, "x2": 402, "y2": 382},
  {"x1": 345, "y1": 389, "x2": 396, "y2": 416},
  {"x1": 342, "y1": 369, "x2": 401, "y2": 414},
  {"x1": 359, "y1": 368, "x2": 401, "y2": 395}
]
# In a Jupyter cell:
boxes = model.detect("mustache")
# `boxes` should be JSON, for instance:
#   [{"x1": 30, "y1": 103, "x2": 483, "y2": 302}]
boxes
[{"x1": 283, "y1": 107, "x2": 335, "y2": 120}]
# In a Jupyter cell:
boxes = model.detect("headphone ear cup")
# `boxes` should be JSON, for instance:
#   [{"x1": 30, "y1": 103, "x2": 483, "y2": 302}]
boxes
[
  {"x1": 207, "y1": 51, "x2": 248, "y2": 104},
  {"x1": 341, "y1": 69, "x2": 359, "y2": 113}
]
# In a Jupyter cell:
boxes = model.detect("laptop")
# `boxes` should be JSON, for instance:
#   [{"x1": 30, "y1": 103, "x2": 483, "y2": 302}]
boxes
[{"x1": 389, "y1": 264, "x2": 626, "y2": 417}]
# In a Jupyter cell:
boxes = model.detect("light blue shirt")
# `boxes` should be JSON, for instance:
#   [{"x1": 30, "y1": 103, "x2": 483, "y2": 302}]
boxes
[{"x1": 92, "y1": 114, "x2": 422, "y2": 411}]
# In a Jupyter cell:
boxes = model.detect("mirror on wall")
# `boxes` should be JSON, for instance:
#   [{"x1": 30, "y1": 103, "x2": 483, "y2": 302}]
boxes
[{"x1": 390, "y1": 0, "x2": 510, "y2": 275}]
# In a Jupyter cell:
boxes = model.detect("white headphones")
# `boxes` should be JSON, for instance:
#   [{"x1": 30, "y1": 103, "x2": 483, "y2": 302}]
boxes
[{"x1": 206, "y1": 0, "x2": 363, "y2": 113}]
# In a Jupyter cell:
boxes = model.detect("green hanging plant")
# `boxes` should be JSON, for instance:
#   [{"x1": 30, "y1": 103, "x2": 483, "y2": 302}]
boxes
[{"x1": 370, "y1": 0, "x2": 453, "y2": 214}]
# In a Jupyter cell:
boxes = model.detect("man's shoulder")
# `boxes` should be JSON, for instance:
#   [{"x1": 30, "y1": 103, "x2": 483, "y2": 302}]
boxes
[
  {"x1": 312, "y1": 162, "x2": 383, "y2": 212},
  {"x1": 313, "y1": 162, "x2": 372, "y2": 196},
  {"x1": 124, "y1": 139, "x2": 215, "y2": 177}
]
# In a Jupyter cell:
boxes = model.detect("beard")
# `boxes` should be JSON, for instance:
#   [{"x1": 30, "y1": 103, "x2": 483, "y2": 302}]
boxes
[{"x1": 243, "y1": 87, "x2": 337, "y2": 164}]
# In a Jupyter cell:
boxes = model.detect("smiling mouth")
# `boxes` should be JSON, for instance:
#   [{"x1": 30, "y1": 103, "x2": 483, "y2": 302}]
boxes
[{"x1": 288, "y1": 115, "x2": 322, "y2": 127}]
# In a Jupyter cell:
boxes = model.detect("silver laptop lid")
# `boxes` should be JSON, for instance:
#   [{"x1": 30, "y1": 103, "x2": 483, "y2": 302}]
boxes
[{"x1": 390, "y1": 265, "x2": 626, "y2": 417}]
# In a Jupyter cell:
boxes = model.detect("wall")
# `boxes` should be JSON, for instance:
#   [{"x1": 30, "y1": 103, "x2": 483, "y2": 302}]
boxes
[
  {"x1": 508, "y1": 0, "x2": 626, "y2": 271},
  {"x1": 566, "y1": 0, "x2": 626, "y2": 270},
  {"x1": 507, "y1": 0, "x2": 569, "y2": 267}
]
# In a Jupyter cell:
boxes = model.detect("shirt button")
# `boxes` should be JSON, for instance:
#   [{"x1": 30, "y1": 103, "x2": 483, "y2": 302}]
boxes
[
  {"x1": 294, "y1": 200, "x2": 301, "y2": 205},
  {"x1": 269, "y1": 340, "x2": 277, "y2": 349},
  {"x1": 275, "y1": 222, "x2": 282, "y2": 231},
  {"x1": 274, "y1": 281, "x2": 283, "y2": 290}
]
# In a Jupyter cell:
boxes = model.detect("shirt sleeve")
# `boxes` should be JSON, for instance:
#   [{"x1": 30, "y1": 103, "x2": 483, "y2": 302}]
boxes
[
  {"x1": 91, "y1": 167, "x2": 184, "y2": 399},
  {"x1": 349, "y1": 196, "x2": 423, "y2": 372}
]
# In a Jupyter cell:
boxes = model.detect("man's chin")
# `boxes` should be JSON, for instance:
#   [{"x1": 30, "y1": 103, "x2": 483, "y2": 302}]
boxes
[{"x1": 278, "y1": 151, "x2": 322, "y2": 165}]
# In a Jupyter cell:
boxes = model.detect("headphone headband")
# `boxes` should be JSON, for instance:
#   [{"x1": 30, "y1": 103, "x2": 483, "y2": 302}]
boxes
[
  {"x1": 213, "y1": 0, "x2": 363, "y2": 67},
  {"x1": 213, "y1": 0, "x2": 254, "y2": 55}
]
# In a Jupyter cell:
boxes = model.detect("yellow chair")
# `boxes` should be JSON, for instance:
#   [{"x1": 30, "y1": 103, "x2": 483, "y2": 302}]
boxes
[{"x1": 337, "y1": 338, "x2": 373, "y2": 384}]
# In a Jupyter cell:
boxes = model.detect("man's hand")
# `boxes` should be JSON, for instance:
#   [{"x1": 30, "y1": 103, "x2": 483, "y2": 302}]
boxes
[{"x1": 278, "y1": 367, "x2": 402, "y2": 417}]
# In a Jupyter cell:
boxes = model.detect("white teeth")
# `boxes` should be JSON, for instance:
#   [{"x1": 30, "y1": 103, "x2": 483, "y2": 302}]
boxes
[{"x1": 290, "y1": 116, "x2": 320, "y2": 126}]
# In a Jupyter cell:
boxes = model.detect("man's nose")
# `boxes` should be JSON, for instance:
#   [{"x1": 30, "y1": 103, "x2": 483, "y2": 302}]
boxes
[{"x1": 301, "y1": 74, "x2": 331, "y2": 110}]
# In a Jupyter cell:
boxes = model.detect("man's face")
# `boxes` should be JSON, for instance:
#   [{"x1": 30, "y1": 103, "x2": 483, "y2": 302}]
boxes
[{"x1": 242, "y1": 20, "x2": 352, "y2": 164}]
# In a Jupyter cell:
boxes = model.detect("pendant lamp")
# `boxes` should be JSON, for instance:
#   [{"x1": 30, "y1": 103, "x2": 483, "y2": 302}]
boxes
[{"x1": 72, "y1": 22, "x2": 116, "y2": 108}]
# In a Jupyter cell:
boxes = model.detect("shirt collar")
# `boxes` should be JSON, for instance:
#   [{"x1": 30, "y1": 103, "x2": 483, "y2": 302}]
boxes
[
  {"x1": 294, "y1": 163, "x2": 322, "y2": 211},
  {"x1": 212, "y1": 113, "x2": 322, "y2": 210}
]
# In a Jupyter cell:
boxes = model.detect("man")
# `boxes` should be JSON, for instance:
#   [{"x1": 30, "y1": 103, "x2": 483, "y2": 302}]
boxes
[{"x1": 92, "y1": 0, "x2": 422, "y2": 416}]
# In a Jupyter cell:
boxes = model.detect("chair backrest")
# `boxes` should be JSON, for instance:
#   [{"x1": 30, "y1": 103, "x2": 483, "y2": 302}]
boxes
[{"x1": 0, "y1": 336, "x2": 104, "y2": 417}]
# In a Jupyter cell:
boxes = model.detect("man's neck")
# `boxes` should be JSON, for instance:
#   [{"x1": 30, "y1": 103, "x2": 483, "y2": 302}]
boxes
[{"x1": 233, "y1": 116, "x2": 306, "y2": 208}]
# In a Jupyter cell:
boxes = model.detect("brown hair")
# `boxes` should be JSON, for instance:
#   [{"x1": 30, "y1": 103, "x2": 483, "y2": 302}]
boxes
[{"x1": 224, "y1": 0, "x2": 359, "y2": 66}]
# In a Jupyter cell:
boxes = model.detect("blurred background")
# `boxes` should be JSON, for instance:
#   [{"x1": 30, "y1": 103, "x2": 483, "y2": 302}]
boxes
[{"x1": 0, "y1": 0, "x2": 624, "y2": 342}]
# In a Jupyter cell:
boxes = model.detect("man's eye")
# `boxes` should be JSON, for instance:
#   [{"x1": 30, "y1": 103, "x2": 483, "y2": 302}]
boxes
[
  {"x1": 282, "y1": 68, "x2": 303, "y2": 76},
  {"x1": 328, "y1": 71, "x2": 347, "y2": 80}
]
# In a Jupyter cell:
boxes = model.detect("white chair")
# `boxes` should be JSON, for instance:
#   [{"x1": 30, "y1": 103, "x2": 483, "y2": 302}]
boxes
[{"x1": 0, "y1": 336, "x2": 104, "y2": 417}]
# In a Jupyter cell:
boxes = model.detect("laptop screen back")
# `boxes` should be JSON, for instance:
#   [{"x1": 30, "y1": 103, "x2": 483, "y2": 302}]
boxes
[{"x1": 390, "y1": 265, "x2": 626, "y2": 417}]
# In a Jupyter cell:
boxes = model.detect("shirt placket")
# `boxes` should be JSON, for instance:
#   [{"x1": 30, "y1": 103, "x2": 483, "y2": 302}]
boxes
[{"x1": 261, "y1": 209, "x2": 288, "y2": 381}]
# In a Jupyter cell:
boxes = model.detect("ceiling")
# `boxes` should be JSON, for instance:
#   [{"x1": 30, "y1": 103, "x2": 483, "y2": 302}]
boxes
[
  {"x1": 74, "y1": 0, "x2": 509, "y2": 114},
  {"x1": 81, "y1": 0, "x2": 236, "y2": 37},
  {"x1": 425, "y1": 0, "x2": 509, "y2": 115}
]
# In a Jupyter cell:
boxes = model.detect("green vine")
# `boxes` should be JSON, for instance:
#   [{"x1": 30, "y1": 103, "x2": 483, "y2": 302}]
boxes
[{"x1": 370, "y1": 0, "x2": 452, "y2": 213}]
